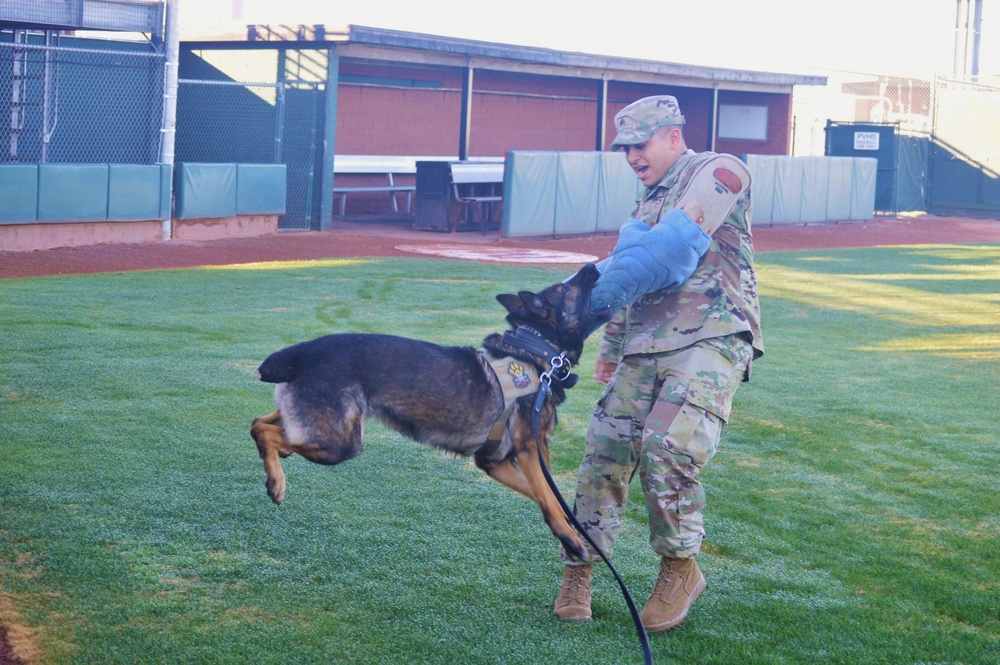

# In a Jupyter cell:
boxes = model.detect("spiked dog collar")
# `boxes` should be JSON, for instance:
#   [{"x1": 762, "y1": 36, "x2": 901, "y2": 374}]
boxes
[{"x1": 501, "y1": 326, "x2": 567, "y2": 376}]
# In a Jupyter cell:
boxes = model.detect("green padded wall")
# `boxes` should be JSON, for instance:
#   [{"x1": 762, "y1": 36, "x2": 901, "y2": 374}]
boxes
[
  {"x1": 37, "y1": 164, "x2": 109, "y2": 222},
  {"x1": 174, "y1": 163, "x2": 237, "y2": 220},
  {"x1": 745, "y1": 155, "x2": 877, "y2": 224},
  {"x1": 108, "y1": 165, "x2": 166, "y2": 221},
  {"x1": 502, "y1": 151, "x2": 639, "y2": 238},
  {"x1": 236, "y1": 164, "x2": 287, "y2": 215},
  {"x1": 0, "y1": 165, "x2": 38, "y2": 224}
]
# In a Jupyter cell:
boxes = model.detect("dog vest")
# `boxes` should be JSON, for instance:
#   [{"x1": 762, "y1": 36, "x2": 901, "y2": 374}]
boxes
[{"x1": 481, "y1": 351, "x2": 541, "y2": 445}]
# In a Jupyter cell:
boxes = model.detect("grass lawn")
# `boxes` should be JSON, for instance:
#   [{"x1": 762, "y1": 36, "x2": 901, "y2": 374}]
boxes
[{"x1": 1, "y1": 246, "x2": 997, "y2": 664}]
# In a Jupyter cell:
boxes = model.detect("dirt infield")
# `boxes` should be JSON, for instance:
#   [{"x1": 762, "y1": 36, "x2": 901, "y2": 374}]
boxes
[{"x1": 2, "y1": 214, "x2": 999, "y2": 280}]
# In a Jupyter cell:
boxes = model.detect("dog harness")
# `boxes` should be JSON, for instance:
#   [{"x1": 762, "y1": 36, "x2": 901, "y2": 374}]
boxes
[{"x1": 481, "y1": 351, "x2": 541, "y2": 445}]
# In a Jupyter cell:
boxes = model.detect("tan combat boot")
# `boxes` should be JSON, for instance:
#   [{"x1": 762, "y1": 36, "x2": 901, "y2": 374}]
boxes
[
  {"x1": 640, "y1": 556, "x2": 706, "y2": 632},
  {"x1": 554, "y1": 564, "x2": 593, "y2": 621}
]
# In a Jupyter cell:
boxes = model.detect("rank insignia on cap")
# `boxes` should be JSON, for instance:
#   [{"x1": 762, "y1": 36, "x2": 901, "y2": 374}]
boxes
[{"x1": 508, "y1": 361, "x2": 531, "y2": 388}]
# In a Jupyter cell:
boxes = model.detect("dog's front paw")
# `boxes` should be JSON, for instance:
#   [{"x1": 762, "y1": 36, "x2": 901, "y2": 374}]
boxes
[
  {"x1": 265, "y1": 476, "x2": 286, "y2": 505},
  {"x1": 560, "y1": 533, "x2": 588, "y2": 562}
]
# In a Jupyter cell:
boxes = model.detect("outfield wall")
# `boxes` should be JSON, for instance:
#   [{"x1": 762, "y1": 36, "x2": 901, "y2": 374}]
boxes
[
  {"x1": 499, "y1": 153, "x2": 877, "y2": 238},
  {"x1": 0, "y1": 163, "x2": 286, "y2": 252}
]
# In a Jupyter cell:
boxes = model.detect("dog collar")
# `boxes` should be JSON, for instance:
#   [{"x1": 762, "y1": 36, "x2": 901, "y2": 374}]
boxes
[
  {"x1": 502, "y1": 326, "x2": 563, "y2": 368},
  {"x1": 501, "y1": 326, "x2": 575, "y2": 386}
]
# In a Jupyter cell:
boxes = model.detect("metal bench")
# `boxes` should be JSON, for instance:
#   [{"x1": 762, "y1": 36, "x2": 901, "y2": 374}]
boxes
[
  {"x1": 332, "y1": 155, "x2": 422, "y2": 215},
  {"x1": 450, "y1": 161, "x2": 505, "y2": 233}
]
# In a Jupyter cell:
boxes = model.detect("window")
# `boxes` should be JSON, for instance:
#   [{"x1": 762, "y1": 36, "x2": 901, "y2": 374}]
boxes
[{"x1": 717, "y1": 104, "x2": 768, "y2": 141}]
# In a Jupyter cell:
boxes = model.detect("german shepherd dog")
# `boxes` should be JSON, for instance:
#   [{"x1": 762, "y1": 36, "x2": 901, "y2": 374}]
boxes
[{"x1": 250, "y1": 263, "x2": 613, "y2": 560}]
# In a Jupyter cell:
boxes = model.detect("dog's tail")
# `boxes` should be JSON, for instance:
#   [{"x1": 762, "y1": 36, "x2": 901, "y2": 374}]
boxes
[{"x1": 257, "y1": 345, "x2": 300, "y2": 384}]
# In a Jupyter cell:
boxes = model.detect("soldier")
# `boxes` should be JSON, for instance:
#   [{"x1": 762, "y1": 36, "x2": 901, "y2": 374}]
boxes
[{"x1": 554, "y1": 95, "x2": 764, "y2": 632}]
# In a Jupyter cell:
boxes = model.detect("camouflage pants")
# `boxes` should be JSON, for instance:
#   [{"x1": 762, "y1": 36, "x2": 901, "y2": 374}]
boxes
[{"x1": 562, "y1": 335, "x2": 752, "y2": 564}]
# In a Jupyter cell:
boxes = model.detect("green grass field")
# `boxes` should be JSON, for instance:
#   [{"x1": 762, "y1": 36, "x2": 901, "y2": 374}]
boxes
[{"x1": 1, "y1": 245, "x2": 997, "y2": 664}]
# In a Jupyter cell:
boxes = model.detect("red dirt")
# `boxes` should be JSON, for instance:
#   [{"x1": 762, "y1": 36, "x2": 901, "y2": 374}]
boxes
[{"x1": 2, "y1": 214, "x2": 998, "y2": 280}]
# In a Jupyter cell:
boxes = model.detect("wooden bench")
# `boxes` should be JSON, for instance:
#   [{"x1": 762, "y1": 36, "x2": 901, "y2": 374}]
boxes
[{"x1": 449, "y1": 161, "x2": 505, "y2": 233}]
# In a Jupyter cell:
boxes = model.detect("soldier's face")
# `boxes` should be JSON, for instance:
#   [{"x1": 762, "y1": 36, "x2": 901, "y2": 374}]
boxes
[{"x1": 622, "y1": 127, "x2": 684, "y2": 187}]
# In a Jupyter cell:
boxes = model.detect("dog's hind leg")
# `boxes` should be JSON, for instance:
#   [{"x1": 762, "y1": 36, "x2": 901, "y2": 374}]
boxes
[{"x1": 251, "y1": 410, "x2": 292, "y2": 505}]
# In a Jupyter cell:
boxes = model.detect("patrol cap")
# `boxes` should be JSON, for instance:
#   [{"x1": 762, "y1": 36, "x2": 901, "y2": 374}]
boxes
[{"x1": 611, "y1": 95, "x2": 686, "y2": 149}]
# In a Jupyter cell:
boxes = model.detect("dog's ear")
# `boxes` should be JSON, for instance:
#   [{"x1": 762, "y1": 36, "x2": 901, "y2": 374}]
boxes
[
  {"x1": 517, "y1": 290, "x2": 551, "y2": 317},
  {"x1": 496, "y1": 293, "x2": 525, "y2": 315}
]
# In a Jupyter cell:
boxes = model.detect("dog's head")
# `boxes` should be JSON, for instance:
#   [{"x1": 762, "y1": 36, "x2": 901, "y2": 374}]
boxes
[{"x1": 495, "y1": 263, "x2": 615, "y2": 361}]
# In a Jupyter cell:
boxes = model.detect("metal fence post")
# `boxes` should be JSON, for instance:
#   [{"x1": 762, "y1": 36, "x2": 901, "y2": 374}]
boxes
[
  {"x1": 159, "y1": 0, "x2": 179, "y2": 240},
  {"x1": 319, "y1": 48, "x2": 339, "y2": 231}
]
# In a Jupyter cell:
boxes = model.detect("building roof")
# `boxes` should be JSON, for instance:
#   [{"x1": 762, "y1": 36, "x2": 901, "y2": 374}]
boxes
[{"x1": 188, "y1": 23, "x2": 827, "y2": 93}]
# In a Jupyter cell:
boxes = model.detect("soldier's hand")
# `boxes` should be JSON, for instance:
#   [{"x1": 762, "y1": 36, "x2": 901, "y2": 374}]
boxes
[{"x1": 594, "y1": 358, "x2": 618, "y2": 384}]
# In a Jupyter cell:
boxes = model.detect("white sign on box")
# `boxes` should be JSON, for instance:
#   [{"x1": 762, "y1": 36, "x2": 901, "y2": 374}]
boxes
[{"x1": 854, "y1": 132, "x2": 880, "y2": 151}]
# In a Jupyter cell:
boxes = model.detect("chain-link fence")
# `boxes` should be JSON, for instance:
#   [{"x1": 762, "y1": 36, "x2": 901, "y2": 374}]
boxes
[
  {"x1": 176, "y1": 48, "x2": 329, "y2": 230},
  {"x1": 0, "y1": 32, "x2": 164, "y2": 164},
  {"x1": 793, "y1": 69, "x2": 1000, "y2": 159},
  {"x1": 792, "y1": 70, "x2": 935, "y2": 156},
  {"x1": 793, "y1": 69, "x2": 1000, "y2": 215},
  {"x1": 0, "y1": 0, "x2": 164, "y2": 34},
  {"x1": 933, "y1": 73, "x2": 1000, "y2": 171},
  {"x1": 175, "y1": 75, "x2": 323, "y2": 230},
  {"x1": 175, "y1": 78, "x2": 282, "y2": 164}
]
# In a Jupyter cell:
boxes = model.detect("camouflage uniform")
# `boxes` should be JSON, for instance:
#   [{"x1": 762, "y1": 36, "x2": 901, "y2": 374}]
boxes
[{"x1": 563, "y1": 98, "x2": 763, "y2": 564}]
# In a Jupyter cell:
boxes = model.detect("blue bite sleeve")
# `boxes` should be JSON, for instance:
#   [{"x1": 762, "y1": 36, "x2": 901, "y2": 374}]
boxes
[{"x1": 589, "y1": 208, "x2": 712, "y2": 313}]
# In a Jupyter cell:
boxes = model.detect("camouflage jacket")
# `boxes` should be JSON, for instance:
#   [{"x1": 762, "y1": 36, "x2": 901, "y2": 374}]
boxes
[{"x1": 597, "y1": 150, "x2": 764, "y2": 377}]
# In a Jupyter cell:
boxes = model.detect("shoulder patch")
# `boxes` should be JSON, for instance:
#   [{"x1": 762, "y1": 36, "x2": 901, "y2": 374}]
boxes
[{"x1": 508, "y1": 361, "x2": 532, "y2": 388}]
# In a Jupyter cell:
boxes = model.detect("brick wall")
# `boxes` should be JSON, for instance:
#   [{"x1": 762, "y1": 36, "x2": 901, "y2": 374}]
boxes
[
  {"x1": 332, "y1": 60, "x2": 792, "y2": 213},
  {"x1": 335, "y1": 60, "x2": 792, "y2": 157}
]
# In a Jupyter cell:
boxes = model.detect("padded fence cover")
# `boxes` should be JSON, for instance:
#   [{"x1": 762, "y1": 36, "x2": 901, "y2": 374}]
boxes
[
  {"x1": 896, "y1": 136, "x2": 928, "y2": 212},
  {"x1": 771, "y1": 157, "x2": 805, "y2": 223},
  {"x1": 798, "y1": 156, "x2": 830, "y2": 223},
  {"x1": 851, "y1": 158, "x2": 878, "y2": 220},
  {"x1": 175, "y1": 163, "x2": 238, "y2": 220},
  {"x1": 503, "y1": 151, "x2": 638, "y2": 238},
  {"x1": 746, "y1": 155, "x2": 877, "y2": 224},
  {"x1": 503, "y1": 152, "x2": 558, "y2": 237},
  {"x1": 37, "y1": 164, "x2": 109, "y2": 222},
  {"x1": 0, "y1": 165, "x2": 38, "y2": 224},
  {"x1": 747, "y1": 156, "x2": 775, "y2": 224},
  {"x1": 237, "y1": 164, "x2": 287, "y2": 215},
  {"x1": 554, "y1": 152, "x2": 601, "y2": 236},
  {"x1": 108, "y1": 165, "x2": 165, "y2": 221},
  {"x1": 597, "y1": 153, "x2": 641, "y2": 232},
  {"x1": 825, "y1": 158, "x2": 855, "y2": 221}
]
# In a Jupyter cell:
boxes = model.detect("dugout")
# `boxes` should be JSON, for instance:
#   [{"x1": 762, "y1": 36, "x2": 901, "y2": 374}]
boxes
[
  {"x1": 180, "y1": 24, "x2": 825, "y2": 230},
  {"x1": 1, "y1": 11, "x2": 826, "y2": 248}
]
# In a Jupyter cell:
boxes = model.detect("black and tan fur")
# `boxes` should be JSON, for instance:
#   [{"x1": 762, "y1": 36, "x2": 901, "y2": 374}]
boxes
[{"x1": 250, "y1": 263, "x2": 613, "y2": 559}]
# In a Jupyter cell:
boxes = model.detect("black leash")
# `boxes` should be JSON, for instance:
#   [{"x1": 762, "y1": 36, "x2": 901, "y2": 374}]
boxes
[{"x1": 532, "y1": 355, "x2": 654, "y2": 665}]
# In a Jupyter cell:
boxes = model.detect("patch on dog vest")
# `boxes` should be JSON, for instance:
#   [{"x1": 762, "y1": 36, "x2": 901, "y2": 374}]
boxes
[
  {"x1": 506, "y1": 360, "x2": 532, "y2": 389},
  {"x1": 482, "y1": 352, "x2": 541, "y2": 444}
]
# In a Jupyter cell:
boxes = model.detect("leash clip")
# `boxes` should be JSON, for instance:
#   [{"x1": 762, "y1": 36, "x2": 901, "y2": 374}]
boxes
[
  {"x1": 540, "y1": 352, "x2": 571, "y2": 385},
  {"x1": 535, "y1": 353, "x2": 572, "y2": 416}
]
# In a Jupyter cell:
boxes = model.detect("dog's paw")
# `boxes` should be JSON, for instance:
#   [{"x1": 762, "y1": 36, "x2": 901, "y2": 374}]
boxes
[
  {"x1": 561, "y1": 533, "x2": 588, "y2": 562},
  {"x1": 265, "y1": 477, "x2": 286, "y2": 505}
]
